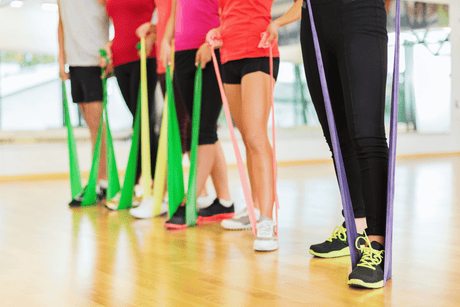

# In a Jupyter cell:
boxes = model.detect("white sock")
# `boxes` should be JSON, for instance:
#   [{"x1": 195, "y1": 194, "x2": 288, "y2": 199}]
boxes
[
  {"x1": 219, "y1": 198, "x2": 233, "y2": 208},
  {"x1": 98, "y1": 180, "x2": 108, "y2": 189}
]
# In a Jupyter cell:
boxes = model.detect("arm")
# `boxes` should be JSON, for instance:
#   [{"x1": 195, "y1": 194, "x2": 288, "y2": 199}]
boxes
[
  {"x1": 160, "y1": 0, "x2": 177, "y2": 67},
  {"x1": 57, "y1": 5, "x2": 69, "y2": 81},
  {"x1": 266, "y1": 0, "x2": 303, "y2": 43}
]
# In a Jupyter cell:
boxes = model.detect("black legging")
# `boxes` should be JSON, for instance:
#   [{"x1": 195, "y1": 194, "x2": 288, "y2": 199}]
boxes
[
  {"x1": 174, "y1": 49, "x2": 223, "y2": 146},
  {"x1": 114, "y1": 58, "x2": 158, "y2": 182},
  {"x1": 300, "y1": 0, "x2": 389, "y2": 236}
]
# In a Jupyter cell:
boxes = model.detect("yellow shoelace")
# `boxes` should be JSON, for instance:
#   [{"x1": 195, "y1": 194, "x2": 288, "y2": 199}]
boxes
[
  {"x1": 326, "y1": 225, "x2": 347, "y2": 242},
  {"x1": 355, "y1": 235, "x2": 384, "y2": 270}
]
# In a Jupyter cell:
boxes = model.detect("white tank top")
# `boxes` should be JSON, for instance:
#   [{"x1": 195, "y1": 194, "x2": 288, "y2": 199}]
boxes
[{"x1": 58, "y1": 0, "x2": 110, "y2": 66}]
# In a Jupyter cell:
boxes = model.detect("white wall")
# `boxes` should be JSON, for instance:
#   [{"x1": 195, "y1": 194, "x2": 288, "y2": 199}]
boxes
[{"x1": 0, "y1": 1, "x2": 58, "y2": 55}]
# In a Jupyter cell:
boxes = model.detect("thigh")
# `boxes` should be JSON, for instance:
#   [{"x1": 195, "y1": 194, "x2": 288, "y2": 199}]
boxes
[
  {"x1": 240, "y1": 71, "x2": 272, "y2": 137},
  {"x1": 199, "y1": 52, "x2": 223, "y2": 131},
  {"x1": 340, "y1": 0, "x2": 388, "y2": 139},
  {"x1": 127, "y1": 61, "x2": 142, "y2": 117},
  {"x1": 300, "y1": 3, "x2": 350, "y2": 146},
  {"x1": 174, "y1": 50, "x2": 196, "y2": 117},
  {"x1": 69, "y1": 66, "x2": 84, "y2": 103},
  {"x1": 146, "y1": 58, "x2": 158, "y2": 121}
]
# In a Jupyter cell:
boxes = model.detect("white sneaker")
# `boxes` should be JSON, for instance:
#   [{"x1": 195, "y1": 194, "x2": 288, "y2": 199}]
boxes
[
  {"x1": 221, "y1": 207, "x2": 260, "y2": 230},
  {"x1": 129, "y1": 196, "x2": 154, "y2": 219},
  {"x1": 253, "y1": 217, "x2": 278, "y2": 252},
  {"x1": 129, "y1": 195, "x2": 168, "y2": 219}
]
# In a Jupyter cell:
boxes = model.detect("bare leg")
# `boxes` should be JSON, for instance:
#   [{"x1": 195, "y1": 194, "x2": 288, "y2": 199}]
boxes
[
  {"x1": 225, "y1": 71, "x2": 274, "y2": 218},
  {"x1": 210, "y1": 140, "x2": 231, "y2": 200},
  {"x1": 187, "y1": 151, "x2": 208, "y2": 197},
  {"x1": 355, "y1": 217, "x2": 367, "y2": 233},
  {"x1": 368, "y1": 235, "x2": 385, "y2": 246},
  {"x1": 80, "y1": 102, "x2": 107, "y2": 181}
]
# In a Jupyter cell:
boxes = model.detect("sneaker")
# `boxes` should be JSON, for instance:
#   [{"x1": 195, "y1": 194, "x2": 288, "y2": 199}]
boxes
[
  {"x1": 197, "y1": 198, "x2": 234, "y2": 222},
  {"x1": 164, "y1": 205, "x2": 187, "y2": 229},
  {"x1": 253, "y1": 216, "x2": 278, "y2": 252},
  {"x1": 129, "y1": 195, "x2": 168, "y2": 219},
  {"x1": 348, "y1": 238, "x2": 385, "y2": 289},
  {"x1": 221, "y1": 207, "x2": 260, "y2": 230},
  {"x1": 309, "y1": 223, "x2": 364, "y2": 258},
  {"x1": 69, "y1": 185, "x2": 106, "y2": 207},
  {"x1": 105, "y1": 191, "x2": 141, "y2": 211}
]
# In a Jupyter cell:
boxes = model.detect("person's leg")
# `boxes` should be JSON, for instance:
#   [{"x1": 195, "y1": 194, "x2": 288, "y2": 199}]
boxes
[
  {"x1": 79, "y1": 102, "x2": 106, "y2": 181},
  {"x1": 339, "y1": 0, "x2": 389, "y2": 246},
  {"x1": 237, "y1": 72, "x2": 274, "y2": 219},
  {"x1": 193, "y1": 50, "x2": 231, "y2": 207},
  {"x1": 300, "y1": 2, "x2": 366, "y2": 227},
  {"x1": 299, "y1": 1, "x2": 367, "y2": 258},
  {"x1": 147, "y1": 58, "x2": 159, "y2": 183}
]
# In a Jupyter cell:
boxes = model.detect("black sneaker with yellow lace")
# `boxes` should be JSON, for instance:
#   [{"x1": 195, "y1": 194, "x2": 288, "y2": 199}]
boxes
[
  {"x1": 348, "y1": 239, "x2": 385, "y2": 289},
  {"x1": 309, "y1": 222, "x2": 364, "y2": 258}
]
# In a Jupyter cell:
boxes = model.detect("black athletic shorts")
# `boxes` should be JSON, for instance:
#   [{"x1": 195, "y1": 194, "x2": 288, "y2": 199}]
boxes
[
  {"x1": 69, "y1": 66, "x2": 103, "y2": 103},
  {"x1": 221, "y1": 57, "x2": 280, "y2": 84}
]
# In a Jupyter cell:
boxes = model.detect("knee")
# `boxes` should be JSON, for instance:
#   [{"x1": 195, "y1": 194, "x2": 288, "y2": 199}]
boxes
[
  {"x1": 243, "y1": 132, "x2": 269, "y2": 153},
  {"x1": 353, "y1": 137, "x2": 389, "y2": 160}
]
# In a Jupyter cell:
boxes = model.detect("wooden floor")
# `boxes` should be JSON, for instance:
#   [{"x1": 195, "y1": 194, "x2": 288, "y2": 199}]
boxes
[{"x1": 1, "y1": 156, "x2": 460, "y2": 306}]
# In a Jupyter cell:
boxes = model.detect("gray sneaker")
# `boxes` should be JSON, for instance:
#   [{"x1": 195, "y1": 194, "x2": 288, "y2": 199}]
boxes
[
  {"x1": 221, "y1": 207, "x2": 260, "y2": 230},
  {"x1": 253, "y1": 216, "x2": 278, "y2": 252}
]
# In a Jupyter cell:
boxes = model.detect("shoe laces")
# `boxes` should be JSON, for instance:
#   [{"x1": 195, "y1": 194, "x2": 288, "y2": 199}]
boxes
[
  {"x1": 355, "y1": 235, "x2": 384, "y2": 270},
  {"x1": 257, "y1": 219, "x2": 275, "y2": 238},
  {"x1": 326, "y1": 225, "x2": 347, "y2": 242}
]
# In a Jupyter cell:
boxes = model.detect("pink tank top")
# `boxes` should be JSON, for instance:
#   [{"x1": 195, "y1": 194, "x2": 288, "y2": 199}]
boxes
[{"x1": 174, "y1": 0, "x2": 220, "y2": 52}]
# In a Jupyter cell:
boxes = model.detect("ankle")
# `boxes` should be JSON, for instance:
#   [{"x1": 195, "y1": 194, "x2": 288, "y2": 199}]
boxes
[{"x1": 368, "y1": 235, "x2": 385, "y2": 246}]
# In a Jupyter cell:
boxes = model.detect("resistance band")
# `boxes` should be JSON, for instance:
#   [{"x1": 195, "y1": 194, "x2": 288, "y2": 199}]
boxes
[
  {"x1": 150, "y1": 44, "x2": 176, "y2": 217},
  {"x1": 100, "y1": 50, "x2": 121, "y2": 201},
  {"x1": 150, "y1": 88, "x2": 169, "y2": 216},
  {"x1": 116, "y1": 95, "x2": 141, "y2": 210},
  {"x1": 139, "y1": 37, "x2": 153, "y2": 200},
  {"x1": 166, "y1": 64, "x2": 185, "y2": 218},
  {"x1": 165, "y1": 63, "x2": 203, "y2": 226},
  {"x1": 63, "y1": 81, "x2": 83, "y2": 199},
  {"x1": 305, "y1": 0, "x2": 400, "y2": 284},
  {"x1": 185, "y1": 66, "x2": 203, "y2": 226}
]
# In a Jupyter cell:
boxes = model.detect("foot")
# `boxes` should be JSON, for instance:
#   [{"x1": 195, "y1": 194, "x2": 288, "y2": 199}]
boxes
[
  {"x1": 348, "y1": 236, "x2": 385, "y2": 289},
  {"x1": 309, "y1": 222, "x2": 364, "y2": 258},
  {"x1": 197, "y1": 199, "x2": 234, "y2": 222},
  {"x1": 221, "y1": 207, "x2": 260, "y2": 230},
  {"x1": 253, "y1": 216, "x2": 278, "y2": 252},
  {"x1": 164, "y1": 205, "x2": 187, "y2": 229},
  {"x1": 105, "y1": 191, "x2": 142, "y2": 211},
  {"x1": 69, "y1": 185, "x2": 106, "y2": 207},
  {"x1": 129, "y1": 195, "x2": 168, "y2": 219}
]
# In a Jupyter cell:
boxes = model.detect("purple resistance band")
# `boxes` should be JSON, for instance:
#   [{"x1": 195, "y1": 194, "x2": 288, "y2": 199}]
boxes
[{"x1": 305, "y1": 0, "x2": 400, "y2": 285}]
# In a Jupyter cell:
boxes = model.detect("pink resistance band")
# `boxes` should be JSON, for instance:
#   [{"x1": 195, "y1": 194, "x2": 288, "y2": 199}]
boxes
[{"x1": 209, "y1": 33, "x2": 279, "y2": 237}]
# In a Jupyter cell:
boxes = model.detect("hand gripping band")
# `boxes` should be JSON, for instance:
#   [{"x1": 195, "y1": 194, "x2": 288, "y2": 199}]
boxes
[{"x1": 305, "y1": 0, "x2": 400, "y2": 285}]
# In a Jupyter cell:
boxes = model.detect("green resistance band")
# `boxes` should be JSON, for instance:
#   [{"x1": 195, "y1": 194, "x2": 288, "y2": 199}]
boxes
[
  {"x1": 63, "y1": 81, "x2": 83, "y2": 199},
  {"x1": 100, "y1": 49, "x2": 121, "y2": 201},
  {"x1": 166, "y1": 65, "x2": 185, "y2": 217},
  {"x1": 185, "y1": 66, "x2": 203, "y2": 226}
]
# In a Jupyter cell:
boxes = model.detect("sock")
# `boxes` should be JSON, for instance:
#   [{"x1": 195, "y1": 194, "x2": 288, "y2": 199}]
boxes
[
  {"x1": 219, "y1": 198, "x2": 233, "y2": 208},
  {"x1": 98, "y1": 179, "x2": 108, "y2": 189},
  {"x1": 259, "y1": 216, "x2": 273, "y2": 223}
]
